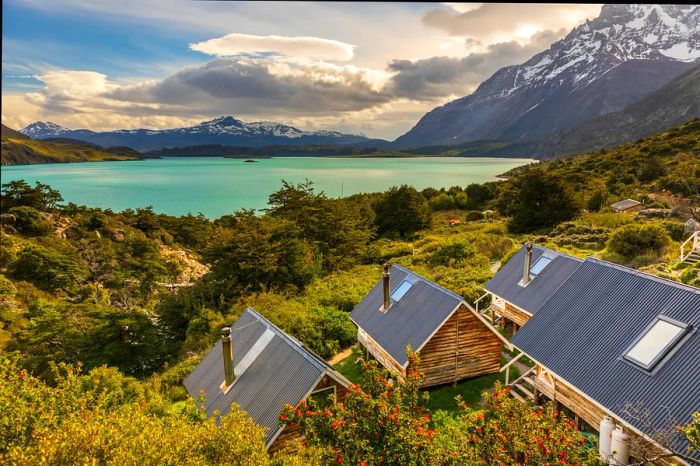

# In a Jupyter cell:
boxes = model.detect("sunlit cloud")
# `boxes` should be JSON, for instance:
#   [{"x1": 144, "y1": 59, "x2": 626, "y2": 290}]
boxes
[{"x1": 190, "y1": 32, "x2": 356, "y2": 61}]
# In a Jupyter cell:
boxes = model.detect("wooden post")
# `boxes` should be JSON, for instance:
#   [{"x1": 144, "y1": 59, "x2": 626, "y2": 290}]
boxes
[
  {"x1": 453, "y1": 307, "x2": 460, "y2": 386},
  {"x1": 533, "y1": 365, "x2": 542, "y2": 405}
]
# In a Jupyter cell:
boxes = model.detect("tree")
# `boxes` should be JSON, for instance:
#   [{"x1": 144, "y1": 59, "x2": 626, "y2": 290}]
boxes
[
  {"x1": 500, "y1": 167, "x2": 581, "y2": 233},
  {"x1": 9, "y1": 245, "x2": 87, "y2": 292},
  {"x1": 374, "y1": 185, "x2": 431, "y2": 237},
  {"x1": 267, "y1": 180, "x2": 374, "y2": 270},
  {"x1": 1, "y1": 180, "x2": 62, "y2": 211},
  {"x1": 204, "y1": 210, "x2": 321, "y2": 300}
]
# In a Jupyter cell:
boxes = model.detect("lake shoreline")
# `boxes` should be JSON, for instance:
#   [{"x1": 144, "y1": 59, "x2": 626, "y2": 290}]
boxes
[{"x1": 3, "y1": 156, "x2": 534, "y2": 217}]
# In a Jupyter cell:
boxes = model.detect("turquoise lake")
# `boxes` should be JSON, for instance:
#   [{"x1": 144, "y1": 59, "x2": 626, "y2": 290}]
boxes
[{"x1": 2, "y1": 157, "x2": 534, "y2": 218}]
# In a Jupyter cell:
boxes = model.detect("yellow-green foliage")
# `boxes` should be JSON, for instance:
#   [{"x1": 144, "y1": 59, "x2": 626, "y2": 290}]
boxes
[
  {"x1": 0, "y1": 355, "x2": 271, "y2": 465},
  {"x1": 1, "y1": 136, "x2": 141, "y2": 165}
]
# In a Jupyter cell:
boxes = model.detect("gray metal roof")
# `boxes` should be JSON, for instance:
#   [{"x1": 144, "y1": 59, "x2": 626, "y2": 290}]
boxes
[
  {"x1": 511, "y1": 259, "x2": 700, "y2": 459},
  {"x1": 484, "y1": 244, "x2": 582, "y2": 314},
  {"x1": 611, "y1": 199, "x2": 643, "y2": 211},
  {"x1": 184, "y1": 307, "x2": 349, "y2": 447},
  {"x1": 349, "y1": 264, "x2": 464, "y2": 367}
]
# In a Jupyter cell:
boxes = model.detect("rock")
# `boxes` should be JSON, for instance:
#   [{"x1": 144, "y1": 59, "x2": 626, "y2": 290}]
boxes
[
  {"x1": 0, "y1": 214, "x2": 16, "y2": 223},
  {"x1": 111, "y1": 229, "x2": 126, "y2": 242},
  {"x1": 671, "y1": 206, "x2": 694, "y2": 219},
  {"x1": 637, "y1": 209, "x2": 672, "y2": 218},
  {"x1": 685, "y1": 219, "x2": 699, "y2": 234}
]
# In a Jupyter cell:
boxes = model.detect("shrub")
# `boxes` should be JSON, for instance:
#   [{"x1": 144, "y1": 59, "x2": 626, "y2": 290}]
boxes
[
  {"x1": 430, "y1": 242, "x2": 474, "y2": 267},
  {"x1": 0, "y1": 356, "x2": 270, "y2": 465},
  {"x1": 465, "y1": 210, "x2": 485, "y2": 222},
  {"x1": 607, "y1": 223, "x2": 671, "y2": 259},
  {"x1": 8, "y1": 206, "x2": 53, "y2": 236}
]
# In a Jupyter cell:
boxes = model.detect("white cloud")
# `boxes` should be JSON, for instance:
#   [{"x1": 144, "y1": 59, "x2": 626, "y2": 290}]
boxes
[{"x1": 190, "y1": 32, "x2": 355, "y2": 61}]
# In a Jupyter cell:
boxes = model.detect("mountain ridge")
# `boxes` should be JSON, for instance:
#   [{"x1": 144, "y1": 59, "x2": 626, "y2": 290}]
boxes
[
  {"x1": 20, "y1": 116, "x2": 383, "y2": 151},
  {"x1": 393, "y1": 4, "x2": 699, "y2": 149},
  {"x1": 532, "y1": 64, "x2": 700, "y2": 159}
]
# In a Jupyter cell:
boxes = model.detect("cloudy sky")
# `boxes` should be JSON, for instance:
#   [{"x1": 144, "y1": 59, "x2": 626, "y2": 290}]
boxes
[{"x1": 2, "y1": 2, "x2": 602, "y2": 139}]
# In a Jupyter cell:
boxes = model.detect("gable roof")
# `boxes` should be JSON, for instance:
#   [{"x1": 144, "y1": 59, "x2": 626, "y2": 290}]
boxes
[
  {"x1": 611, "y1": 199, "x2": 643, "y2": 211},
  {"x1": 484, "y1": 244, "x2": 583, "y2": 314},
  {"x1": 350, "y1": 264, "x2": 467, "y2": 367},
  {"x1": 184, "y1": 307, "x2": 350, "y2": 448},
  {"x1": 511, "y1": 258, "x2": 700, "y2": 458}
]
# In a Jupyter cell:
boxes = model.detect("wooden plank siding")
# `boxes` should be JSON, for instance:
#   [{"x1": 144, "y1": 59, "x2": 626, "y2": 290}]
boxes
[
  {"x1": 268, "y1": 375, "x2": 349, "y2": 453},
  {"x1": 495, "y1": 300, "x2": 532, "y2": 328},
  {"x1": 533, "y1": 370, "x2": 682, "y2": 465},
  {"x1": 358, "y1": 327, "x2": 407, "y2": 381},
  {"x1": 409, "y1": 303, "x2": 502, "y2": 388}
]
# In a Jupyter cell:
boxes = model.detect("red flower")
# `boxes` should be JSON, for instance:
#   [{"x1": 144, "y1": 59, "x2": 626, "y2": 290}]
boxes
[
  {"x1": 17, "y1": 371, "x2": 25, "y2": 379},
  {"x1": 279, "y1": 414, "x2": 287, "y2": 421}
]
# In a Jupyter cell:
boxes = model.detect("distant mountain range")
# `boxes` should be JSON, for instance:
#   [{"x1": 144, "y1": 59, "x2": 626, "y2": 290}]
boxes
[
  {"x1": 20, "y1": 116, "x2": 382, "y2": 151},
  {"x1": 394, "y1": 4, "x2": 700, "y2": 151}
]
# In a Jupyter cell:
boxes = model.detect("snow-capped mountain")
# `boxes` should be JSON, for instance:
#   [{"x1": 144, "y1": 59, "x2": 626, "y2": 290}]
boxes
[
  {"x1": 394, "y1": 4, "x2": 700, "y2": 149},
  {"x1": 21, "y1": 116, "x2": 376, "y2": 150}
]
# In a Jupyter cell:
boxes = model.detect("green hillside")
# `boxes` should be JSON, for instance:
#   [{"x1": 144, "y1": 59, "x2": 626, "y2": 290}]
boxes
[{"x1": 1, "y1": 124, "x2": 143, "y2": 165}]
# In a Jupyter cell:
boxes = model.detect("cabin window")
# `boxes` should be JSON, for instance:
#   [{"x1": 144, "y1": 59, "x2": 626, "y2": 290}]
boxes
[
  {"x1": 391, "y1": 280, "x2": 413, "y2": 303},
  {"x1": 308, "y1": 386, "x2": 336, "y2": 408},
  {"x1": 624, "y1": 317, "x2": 688, "y2": 370},
  {"x1": 529, "y1": 256, "x2": 553, "y2": 276}
]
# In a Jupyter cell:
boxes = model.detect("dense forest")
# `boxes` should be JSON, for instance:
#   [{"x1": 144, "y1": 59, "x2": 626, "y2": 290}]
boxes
[{"x1": 1, "y1": 120, "x2": 698, "y2": 464}]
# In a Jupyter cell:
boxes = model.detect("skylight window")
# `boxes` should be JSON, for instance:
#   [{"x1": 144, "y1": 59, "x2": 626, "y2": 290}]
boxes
[
  {"x1": 624, "y1": 317, "x2": 688, "y2": 370},
  {"x1": 391, "y1": 280, "x2": 413, "y2": 302},
  {"x1": 529, "y1": 256, "x2": 553, "y2": 276}
]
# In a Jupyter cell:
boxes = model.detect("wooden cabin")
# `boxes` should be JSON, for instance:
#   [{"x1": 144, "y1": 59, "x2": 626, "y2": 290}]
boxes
[
  {"x1": 508, "y1": 257, "x2": 700, "y2": 465},
  {"x1": 349, "y1": 264, "x2": 510, "y2": 388},
  {"x1": 611, "y1": 198, "x2": 644, "y2": 213},
  {"x1": 482, "y1": 243, "x2": 581, "y2": 332},
  {"x1": 184, "y1": 307, "x2": 350, "y2": 452}
]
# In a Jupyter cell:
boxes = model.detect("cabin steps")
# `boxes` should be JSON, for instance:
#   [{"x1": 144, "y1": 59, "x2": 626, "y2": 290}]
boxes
[
  {"x1": 507, "y1": 366, "x2": 537, "y2": 403},
  {"x1": 507, "y1": 388, "x2": 527, "y2": 403},
  {"x1": 685, "y1": 252, "x2": 700, "y2": 264},
  {"x1": 680, "y1": 232, "x2": 699, "y2": 264},
  {"x1": 512, "y1": 383, "x2": 535, "y2": 400}
]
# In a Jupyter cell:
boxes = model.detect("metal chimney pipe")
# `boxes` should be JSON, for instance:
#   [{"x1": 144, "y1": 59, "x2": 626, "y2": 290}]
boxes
[
  {"x1": 383, "y1": 263, "x2": 391, "y2": 310},
  {"x1": 523, "y1": 243, "x2": 533, "y2": 285},
  {"x1": 221, "y1": 327, "x2": 234, "y2": 386}
]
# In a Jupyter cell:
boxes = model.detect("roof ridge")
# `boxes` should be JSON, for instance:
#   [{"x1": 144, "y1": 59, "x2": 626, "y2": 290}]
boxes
[
  {"x1": 583, "y1": 258, "x2": 700, "y2": 295},
  {"x1": 243, "y1": 307, "x2": 336, "y2": 373},
  {"x1": 526, "y1": 243, "x2": 584, "y2": 262},
  {"x1": 391, "y1": 264, "x2": 465, "y2": 303}
]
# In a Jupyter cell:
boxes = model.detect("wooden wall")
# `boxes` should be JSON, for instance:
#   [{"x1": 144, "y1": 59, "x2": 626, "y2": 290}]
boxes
[
  {"x1": 409, "y1": 303, "x2": 502, "y2": 388},
  {"x1": 500, "y1": 301, "x2": 532, "y2": 328},
  {"x1": 268, "y1": 374, "x2": 349, "y2": 453},
  {"x1": 533, "y1": 370, "x2": 682, "y2": 466},
  {"x1": 357, "y1": 328, "x2": 407, "y2": 381}
]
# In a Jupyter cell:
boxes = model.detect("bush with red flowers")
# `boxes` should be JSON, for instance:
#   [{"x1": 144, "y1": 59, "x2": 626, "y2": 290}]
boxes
[{"x1": 281, "y1": 352, "x2": 434, "y2": 465}]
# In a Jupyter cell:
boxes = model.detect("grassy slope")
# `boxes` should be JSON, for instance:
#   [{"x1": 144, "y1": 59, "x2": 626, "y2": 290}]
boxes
[{"x1": 1, "y1": 124, "x2": 143, "y2": 165}]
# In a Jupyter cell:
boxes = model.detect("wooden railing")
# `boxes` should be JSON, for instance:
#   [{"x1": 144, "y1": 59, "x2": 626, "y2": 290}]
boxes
[{"x1": 680, "y1": 231, "x2": 699, "y2": 263}]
